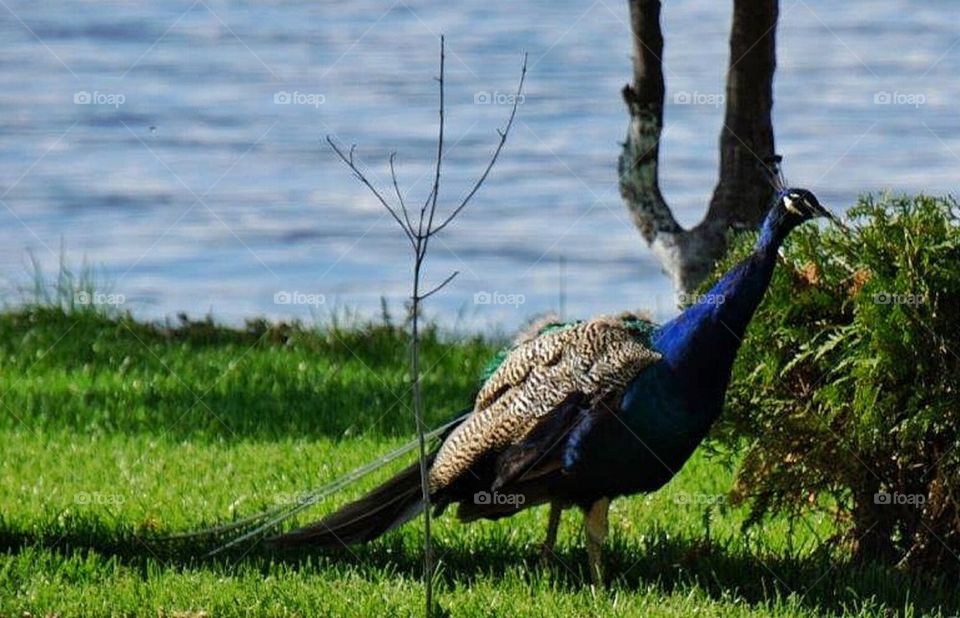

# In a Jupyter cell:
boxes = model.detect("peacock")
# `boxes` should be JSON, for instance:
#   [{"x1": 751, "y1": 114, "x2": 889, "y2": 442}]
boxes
[{"x1": 199, "y1": 184, "x2": 835, "y2": 584}]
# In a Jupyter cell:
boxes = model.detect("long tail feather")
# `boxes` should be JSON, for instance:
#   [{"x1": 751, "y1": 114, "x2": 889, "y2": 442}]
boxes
[
  {"x1": 267, "y1": 450, "x2": 437, "y2": 549},
  {"x1": 154, "y1": 411, "x2": 469, "y2": 556}
]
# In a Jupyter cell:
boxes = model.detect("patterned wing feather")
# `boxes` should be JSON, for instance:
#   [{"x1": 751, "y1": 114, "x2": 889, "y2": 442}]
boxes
[{"x1": 429, "y1": 315, "x2": 660, "y2": 490}]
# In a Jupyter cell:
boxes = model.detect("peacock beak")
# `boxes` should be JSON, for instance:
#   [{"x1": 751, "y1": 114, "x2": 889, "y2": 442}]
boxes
[{"x1": 821, "y1": 206, "x2": 852, "y2": 234}]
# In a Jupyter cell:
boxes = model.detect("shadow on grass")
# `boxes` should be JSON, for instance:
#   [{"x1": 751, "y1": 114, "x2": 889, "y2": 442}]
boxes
[{"x1": 1, "y1": 519, "x2": 956, "y2": 615}]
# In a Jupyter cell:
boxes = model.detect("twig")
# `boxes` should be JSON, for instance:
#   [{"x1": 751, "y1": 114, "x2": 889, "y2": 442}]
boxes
[
  {"x1": 326, "y1": 136, "x2": 416, "y2": 249},
  {"x1": 420, "y1": 270, "x2": 460, "y2": 301},
  {"x1": 429, "y1": 53, "x2": 527, "y2": 237},
  {"x1": 389, "y1": 152, "x2": 414, "y2": 233},
  {"x1": 422, "y1": 38, "x2": 445, "y2": 244}
]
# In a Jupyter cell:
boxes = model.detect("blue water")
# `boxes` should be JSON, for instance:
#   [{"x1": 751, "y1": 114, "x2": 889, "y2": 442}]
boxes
[{"x1": 1, "y1": 0, "x2": 957, "y2": 331}]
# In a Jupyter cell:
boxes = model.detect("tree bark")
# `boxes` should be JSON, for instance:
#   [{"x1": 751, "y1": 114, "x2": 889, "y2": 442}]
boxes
[
  {"x1": 708, "y1": 0, "x2": 778, "y2": 230},
  {"x1": 619, "y1": 0, "x2": 674, "y2": 246},
  {"x1": 620, "y1": 0, "x2": 779, "y2": 294}
]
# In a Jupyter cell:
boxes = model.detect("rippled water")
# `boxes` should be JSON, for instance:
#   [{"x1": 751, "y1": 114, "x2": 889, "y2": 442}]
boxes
[{"x1": 0, "y1": 0, "x2": 957, "y2": 331}]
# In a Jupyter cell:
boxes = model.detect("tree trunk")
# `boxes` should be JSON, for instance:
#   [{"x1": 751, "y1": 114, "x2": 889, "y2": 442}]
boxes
[
  {"x1": 708, "y1": 0, "x2": 778, "y2": 230},
  {"x1": 620, "y1": 0, "x2": 779, "y2": 294}
]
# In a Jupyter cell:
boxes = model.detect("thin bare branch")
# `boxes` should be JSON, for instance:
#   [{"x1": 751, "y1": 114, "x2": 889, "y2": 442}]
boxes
[
  {"x1": 429, "y1": 52, "x2": 528, "y2": 237},
  {"x1": 419, "y1": 186, "x2": 436, "y2": 233},
  {"x1": 419, "y1": 270, "x2": 459, "y2": 301},
  {"x1": 326, "y1": 136, "x2": 416, "y2": 247},
  {"x1": 389, "y1": 152, "x2": 415, "y2": 233},
  {"x1": 421, "y1": 35, "x2": 446, "y2": 245}
]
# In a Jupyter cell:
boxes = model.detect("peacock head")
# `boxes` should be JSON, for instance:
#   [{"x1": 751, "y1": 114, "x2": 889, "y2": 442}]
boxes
[
  {"x1": 763, "y1": 187, "x2": 836, "y2": 241},
  {"x1": 761, "y1": 155, "x2": 840, "y2": 239},
  {"x1": 779, "y1": 187, "x2": 832, "y2": 221}
]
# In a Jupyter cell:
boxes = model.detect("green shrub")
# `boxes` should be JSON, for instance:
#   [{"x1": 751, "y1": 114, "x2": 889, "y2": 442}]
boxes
[{"x1": 707, "y1": 194, "x2": 960, "y2": 570}]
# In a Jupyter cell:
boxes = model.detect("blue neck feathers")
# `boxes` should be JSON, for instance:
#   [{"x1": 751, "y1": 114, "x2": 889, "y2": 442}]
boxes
[{"x1": 650, "y1": 207, "x2": 793, "y2": 422}]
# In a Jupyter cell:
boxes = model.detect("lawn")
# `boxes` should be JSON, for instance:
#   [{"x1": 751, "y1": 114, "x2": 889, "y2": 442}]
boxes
[{"x1": 0, "y1": 308, "x2": 955, "y2": 616}]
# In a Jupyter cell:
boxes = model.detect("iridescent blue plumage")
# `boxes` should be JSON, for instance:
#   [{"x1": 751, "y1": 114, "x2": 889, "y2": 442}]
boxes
[
  {"x1": 564, "y1": 192, "x2": 823, "y2": 501},
  {"x1": 268, "y1": 187, "x2": 835, "y2": 584}
]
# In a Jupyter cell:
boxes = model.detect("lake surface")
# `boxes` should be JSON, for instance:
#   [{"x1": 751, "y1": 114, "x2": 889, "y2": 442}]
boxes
[{"x1": 1, "y1": 0, "x2": 957, "y2": 332}]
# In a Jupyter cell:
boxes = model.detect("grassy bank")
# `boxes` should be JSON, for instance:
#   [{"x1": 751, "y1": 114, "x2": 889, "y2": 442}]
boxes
[{"x1": 0, "y1": 308, "x2": 955, "y2": 616}]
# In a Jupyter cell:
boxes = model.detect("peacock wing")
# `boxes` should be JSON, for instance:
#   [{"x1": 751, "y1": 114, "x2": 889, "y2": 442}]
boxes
[{"x1": 428, "y1": 315, "x2": 660, "y2": 491}]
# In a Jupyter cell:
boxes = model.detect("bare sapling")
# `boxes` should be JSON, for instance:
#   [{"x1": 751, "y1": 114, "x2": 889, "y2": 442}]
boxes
[{"x1": 326, "y1": 36, "x2": 526, "y2": 615}]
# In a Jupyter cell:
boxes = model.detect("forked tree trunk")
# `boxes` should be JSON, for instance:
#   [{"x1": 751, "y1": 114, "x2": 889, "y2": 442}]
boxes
[{"x1": 620, "y1": 0, "x2": 779, "y2": 294}]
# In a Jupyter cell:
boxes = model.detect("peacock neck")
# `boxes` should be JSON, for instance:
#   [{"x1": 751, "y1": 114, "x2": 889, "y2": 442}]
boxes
[{"x1": 651, "y1": 216, "x2": 786, "y2": 422}]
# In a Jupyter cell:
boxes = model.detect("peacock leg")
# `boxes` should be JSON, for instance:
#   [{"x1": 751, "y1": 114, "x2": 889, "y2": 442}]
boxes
[
  {"x1": 540, "y1": 501, "x2": 562, "y2": 561},
  {"x1": 584, "y1": 497, "x2": 610, "y2": 586}
]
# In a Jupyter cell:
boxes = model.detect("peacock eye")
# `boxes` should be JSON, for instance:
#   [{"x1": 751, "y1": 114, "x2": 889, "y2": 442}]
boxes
[{"x1": 783, "y1": 194, "x2": 802, "y2": 215}]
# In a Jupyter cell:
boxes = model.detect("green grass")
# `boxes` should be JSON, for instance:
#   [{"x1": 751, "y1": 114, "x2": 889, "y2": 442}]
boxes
[{"x1": 0, "y1": 308, "x2": 956, "y2": 616}]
